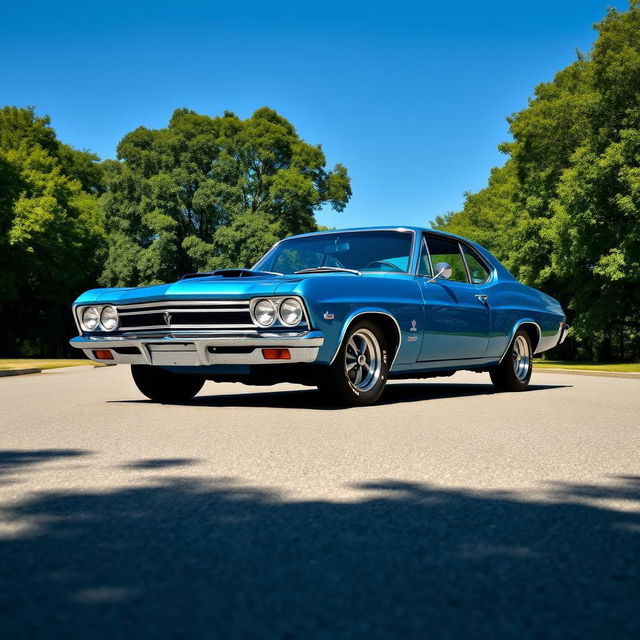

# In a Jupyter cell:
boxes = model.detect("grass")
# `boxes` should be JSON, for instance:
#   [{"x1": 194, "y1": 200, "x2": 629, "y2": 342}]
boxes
[
  {"x1": 534, "y1": 359, "x2": 640, "y2": 373},
  {"x1": 0, "y1": 358, "x2": 99, "y2": 371}
]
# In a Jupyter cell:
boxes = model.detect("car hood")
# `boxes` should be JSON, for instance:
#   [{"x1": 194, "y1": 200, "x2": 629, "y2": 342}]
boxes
[
  {"x1": 77, "y1": 276, "x2": 285, "y2": 306},
  {"x1": 73, "y1": 270, "x2": 397, "y2": 306}
]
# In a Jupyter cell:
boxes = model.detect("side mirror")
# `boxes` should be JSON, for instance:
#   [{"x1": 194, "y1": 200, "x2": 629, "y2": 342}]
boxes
[{"x1": 429, "y1": 262, "x2": 453, "y2": 283}]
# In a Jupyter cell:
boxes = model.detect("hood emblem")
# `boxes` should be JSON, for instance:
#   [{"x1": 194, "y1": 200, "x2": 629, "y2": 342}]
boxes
[{"x1": 164, "y1": 311, "x2": 172, "y2": 326}]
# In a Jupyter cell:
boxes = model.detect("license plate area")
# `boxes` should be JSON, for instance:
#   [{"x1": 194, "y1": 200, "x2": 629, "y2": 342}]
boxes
[{"x1": 147, "y1": 343, "x2": 199, "y2": 366}]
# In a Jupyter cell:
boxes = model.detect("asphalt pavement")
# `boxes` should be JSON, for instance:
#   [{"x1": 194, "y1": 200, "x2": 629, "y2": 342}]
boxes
[{"x1": 0, "y1": 365, "x2": 638, "y2": 639}]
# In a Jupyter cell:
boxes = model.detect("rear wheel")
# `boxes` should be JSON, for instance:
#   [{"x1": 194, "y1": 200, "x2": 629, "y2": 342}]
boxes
[
  {"x1": 317, "y1": 320, "x2": 390, "y2": 406},
  {"x1": 489, "y1": 329, "x2": 533, "y2": 391},
  {"x1": 131, "y1": 365, "x2": 205, "y2": 403}
]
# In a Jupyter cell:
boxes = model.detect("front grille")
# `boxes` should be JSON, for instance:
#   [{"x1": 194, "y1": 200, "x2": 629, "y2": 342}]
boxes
[{"x1": 116, "y1": 301, "x2": 255, "y2": 331}]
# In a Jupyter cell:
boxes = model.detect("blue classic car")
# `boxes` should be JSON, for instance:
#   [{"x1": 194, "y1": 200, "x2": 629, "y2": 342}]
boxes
[{"x1": 70, "y1": 227, "x2": 569, "y2": 406}]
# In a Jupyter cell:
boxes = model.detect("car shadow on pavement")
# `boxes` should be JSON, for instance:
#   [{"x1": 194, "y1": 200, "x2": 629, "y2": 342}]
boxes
[
  {"x1": 110, "y1": 382, "x2": 570, "y2": 410},
  {"x1": 0, "y1": 453, "x2": 636, "y2": 639}
]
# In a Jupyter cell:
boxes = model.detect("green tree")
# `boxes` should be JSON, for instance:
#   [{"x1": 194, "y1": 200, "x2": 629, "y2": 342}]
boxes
[
  {"x1": 436, "y1": 2, "x2": 640, "y2": 360},
  {"x1": 0, "y1": 107, "x2": 105, "y2": 356},
  {"x1": 100, "y1": 107, "x2": 351, "y2": 286}
]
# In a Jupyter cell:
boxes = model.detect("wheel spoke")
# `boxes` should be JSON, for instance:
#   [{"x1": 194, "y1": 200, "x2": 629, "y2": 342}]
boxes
[
  {"x1": 512, "y1": 335, "x2": 531, "y2": 380},
  {"x1": 343, "y1": 328, "x2": 383, "y2": 392}
]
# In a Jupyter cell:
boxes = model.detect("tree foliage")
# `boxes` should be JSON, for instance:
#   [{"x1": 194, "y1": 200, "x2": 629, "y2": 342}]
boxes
[
  {"x1": 436, "y1": 2, "x2": 640, "y2": 360},
  {"x1": 0, "y1": 107, "x2": 104, "y2": 356},
  {"x1": 100, "y1": 107, "x2": 351, "y2": 286},
  {"x1": 0, "y1": 106, "x2": 350, "y2": 356}
]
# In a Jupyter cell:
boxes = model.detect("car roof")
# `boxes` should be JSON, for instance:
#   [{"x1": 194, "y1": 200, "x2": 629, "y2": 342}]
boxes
[{"x1": 286, "y1": 226, "x2": 463, "y2": 241}]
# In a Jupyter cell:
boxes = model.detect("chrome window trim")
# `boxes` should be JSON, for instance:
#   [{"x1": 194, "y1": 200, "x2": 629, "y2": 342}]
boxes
[
  {"x1": 416, "y1": 236, "x2": 434, "y2": 278},
  {"x1": 459, "y1": 242, "x2": 472, "y2": 284}
]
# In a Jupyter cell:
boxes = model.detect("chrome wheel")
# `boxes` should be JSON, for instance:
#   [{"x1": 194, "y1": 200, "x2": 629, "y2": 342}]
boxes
[
  {"x1": 344, "y1": 328, "x2": 382, "y2": 392},
  {"x1": 512, "y1": 334, "x2": 531, "y2": 381}
]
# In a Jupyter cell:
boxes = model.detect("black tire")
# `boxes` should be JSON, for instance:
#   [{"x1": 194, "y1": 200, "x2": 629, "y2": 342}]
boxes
[
  {"x1": 489, "y1": 328, "x2": 533, "y2": 391},
  {"x1": 131, "y1": 365, "x2": 205, "y2": 403},
  {"x1": 317, "y1": 320, "x2": 390, "y2": 406}
]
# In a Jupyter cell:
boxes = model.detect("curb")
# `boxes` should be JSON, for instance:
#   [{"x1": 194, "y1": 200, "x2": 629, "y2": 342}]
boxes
[
  {"x1": 0, "y1": 368, "x2": 42, "y2": 377},
  {"x1": 535, "y1": 367, "x2": 640, "y2": 379},
  {"x1": 42, "y1": 365, "x2": 105, "y2": 373}
]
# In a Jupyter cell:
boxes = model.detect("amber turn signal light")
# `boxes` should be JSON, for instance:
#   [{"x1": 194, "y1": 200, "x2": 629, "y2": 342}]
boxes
[
  {"x1": 262, "y1": 348, "x2": 291, "y2": 360},
  {"x1": 92, "y1": 349, "x2": 114, "y2": 360}
]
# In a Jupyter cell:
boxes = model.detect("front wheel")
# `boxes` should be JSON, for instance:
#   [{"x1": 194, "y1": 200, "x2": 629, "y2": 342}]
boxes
[
  {"x1": 317, "y1": 321, "x2": 390, "y2": 406},
  {"x1": 131, "y1": 365, "x2": 205, "y2": 403},
  {"x1": 489, "y1": 329, "x2": 533, "y2": 391}
]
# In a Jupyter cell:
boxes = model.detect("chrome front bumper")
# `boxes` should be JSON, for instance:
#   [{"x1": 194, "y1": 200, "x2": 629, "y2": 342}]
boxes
[{"x1": 70, "y1": 331, "x2": 324, "y2": 366}]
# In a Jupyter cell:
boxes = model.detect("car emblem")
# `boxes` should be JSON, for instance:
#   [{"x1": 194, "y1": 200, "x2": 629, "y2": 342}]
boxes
[
  {"x1": 323, "y1": 311, "x2": 335, "y2": 320},
  {"x1": 164, "y1": 311, "x2": 172, "y2": 326},
  {"x1": 410, "y1": 319, "x2": 417, "y2": 332}
]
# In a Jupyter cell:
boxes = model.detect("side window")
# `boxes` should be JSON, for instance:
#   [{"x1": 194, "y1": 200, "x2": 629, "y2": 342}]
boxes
[
  {"x1": 425, "y1": 237, "x2": 468, "y2": 283},
  {"x1": 462, "y1": 245, "x2": 490, "y2": 284}
]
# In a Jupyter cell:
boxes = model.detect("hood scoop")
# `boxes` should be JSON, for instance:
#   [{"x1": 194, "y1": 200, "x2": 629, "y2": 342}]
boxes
[{"x1": 180, "y1": 269, "x2": 281, "y2": 280}]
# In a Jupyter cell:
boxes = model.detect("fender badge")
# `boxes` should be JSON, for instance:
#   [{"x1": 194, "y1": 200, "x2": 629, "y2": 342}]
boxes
[
  {"x1": 323, "y1": 311, "x2": 335, "y2": 320},
  {"x1": 410, "y1": 319, "x2": 417, "y2": 332},
  {"x1": 407, "y1": 336, "x2": 418, "y2": 342}
]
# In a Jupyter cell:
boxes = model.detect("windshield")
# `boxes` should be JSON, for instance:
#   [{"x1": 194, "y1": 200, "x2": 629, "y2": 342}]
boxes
[{"x1": 254, "y1": 230, "x2": 414, "y2": 275}]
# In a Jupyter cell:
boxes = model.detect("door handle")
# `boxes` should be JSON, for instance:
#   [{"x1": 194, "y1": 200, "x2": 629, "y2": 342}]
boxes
[{"x1": 475, "y1": 294, "x2": 489, "y2": 303}]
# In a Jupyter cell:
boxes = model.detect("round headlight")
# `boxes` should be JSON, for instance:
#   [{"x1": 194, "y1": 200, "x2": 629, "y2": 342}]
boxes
[
  {"x1": 254, "y1": 299, "x2": 277, "y2": 327},
  {"x1": 100, "y1": 305, "x2": 119, "y2": 331},
  {"x1": 279, "y1": 298, "x2": 303, "y2": 326},
  {"x1": 81, "y1": 306, "x2": 100, "y2": 331}
]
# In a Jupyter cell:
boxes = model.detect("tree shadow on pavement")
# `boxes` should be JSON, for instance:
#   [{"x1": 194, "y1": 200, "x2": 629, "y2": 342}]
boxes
[
  {"x1": 121, "y1": 458, "x2": 201, "y2": 470},
  {"x1": 0, "y1": 449, "x2": 90, "y2": 477},
  {"x1": 0, "y1": 455, "x2": 636, "y2": 639}
]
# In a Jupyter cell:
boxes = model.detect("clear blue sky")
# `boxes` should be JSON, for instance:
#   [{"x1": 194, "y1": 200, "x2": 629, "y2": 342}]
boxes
[{"x1": 0, "y1": 0, "x2": 628, "y2": 228}]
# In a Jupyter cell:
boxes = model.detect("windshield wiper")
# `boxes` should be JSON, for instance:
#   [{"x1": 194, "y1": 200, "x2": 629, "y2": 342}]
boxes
[{"x1": 294, "y1": 266, "x2": 361, "y2": 276}]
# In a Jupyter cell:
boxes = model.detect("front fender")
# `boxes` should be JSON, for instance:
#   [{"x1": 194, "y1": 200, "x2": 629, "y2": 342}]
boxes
[
  {"x1": 276, "y1": 275, "x2": 424, "y2": 367},
  {"x1": 326, "y1": 307, "x2": 404, "y2": 365},
  {"x1": 314, "y1": 304, "x2": 421, "y2": 366}
]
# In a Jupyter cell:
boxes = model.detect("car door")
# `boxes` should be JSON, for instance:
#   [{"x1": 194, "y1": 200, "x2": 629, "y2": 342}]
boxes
[{"x1": 416, "y1": 234, "x2": 491, "y2": 361}]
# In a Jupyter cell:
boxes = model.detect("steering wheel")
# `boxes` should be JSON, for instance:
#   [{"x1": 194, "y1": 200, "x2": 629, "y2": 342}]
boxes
[{"x1": 365, "y1": 260, "x2": 403, "y2": 272}]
